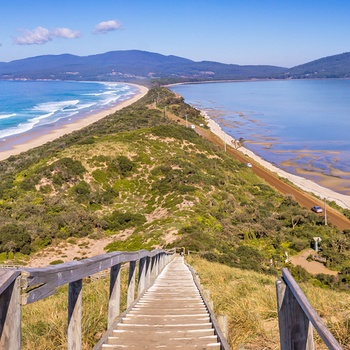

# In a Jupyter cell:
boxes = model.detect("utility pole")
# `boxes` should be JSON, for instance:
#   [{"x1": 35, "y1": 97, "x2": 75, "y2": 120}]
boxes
[
  {"x1": 185, "y1": 114, "x2": 188, "y2": 127},
  {"x1": 324, "y1": 197, "x2": 327, "y2": 226}
]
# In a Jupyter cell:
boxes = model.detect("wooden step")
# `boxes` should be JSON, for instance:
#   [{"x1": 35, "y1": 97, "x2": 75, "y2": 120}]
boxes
[{"x1": 100, "y1": 257, "x2": 222, "y2": 350}]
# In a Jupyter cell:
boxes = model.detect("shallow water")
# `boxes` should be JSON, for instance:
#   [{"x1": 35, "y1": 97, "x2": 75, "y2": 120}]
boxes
[{"x1": 170, "y1": 80, "x2": 350, "y2": 195}]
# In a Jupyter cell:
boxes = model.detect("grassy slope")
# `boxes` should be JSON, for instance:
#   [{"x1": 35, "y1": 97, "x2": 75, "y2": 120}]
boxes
[
  {"x1": 187, "y1": 256, "x2": 350, "y2": 349},
  {"x1": 1, "y1": 87, "x2": 346, "y2": 348},
  {"x1": 0, "y1": 88, "x2": 349, "y2": 278}
]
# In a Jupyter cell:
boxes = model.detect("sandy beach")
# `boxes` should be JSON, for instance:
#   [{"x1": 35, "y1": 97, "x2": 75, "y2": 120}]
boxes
[
  {"x1": 0, "y1": 83, "x2": 148, "y2": 162},
  {"x1": 203, "y1": 112, "x2": 350, "y2": 210}
]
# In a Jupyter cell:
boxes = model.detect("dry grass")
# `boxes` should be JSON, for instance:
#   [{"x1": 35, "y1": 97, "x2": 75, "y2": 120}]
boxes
[
  {"x1": 22, "y1": 268, "x2": 129, "y2": 350},
  {"x1": 186, "y1": 256, "x2": 350, "y2": 350}
]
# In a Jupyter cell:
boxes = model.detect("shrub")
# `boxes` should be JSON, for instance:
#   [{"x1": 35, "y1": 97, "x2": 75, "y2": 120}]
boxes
[
  {"x1": 49, "y1": 260, "x2": 64, "y2": 265},
  {"x1": 70, "y1": 181, "x2": 91, "y2": 203},
  {"x1": 108, "y1": 156, "x2": 135, "y2": 177},
  {"x1": 117, "y1": 156, "x2": 134, "y2": 176},
  {"x1": 105, "y1": 211, "x2": 147, "y2": 231},
  {"x1": 0, "y1": 223, "x2": 32, "y2": 255},
  {"x1": 46, "y1": 157, "x2": 86, "y2": 184}
]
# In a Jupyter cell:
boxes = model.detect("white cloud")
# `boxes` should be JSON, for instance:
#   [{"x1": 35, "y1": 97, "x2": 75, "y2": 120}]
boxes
[
  {"x1": 14, "y1": 26, "x2": 81, "y2": 45},
  {"x1": 15, "y1": 26, "x2": 52, "y2": 45},
  {"x1": 52, "y1": 28, "x2": 81, "y2": 39},
  {"x1": 93, "y1": 20, "x2": 122, "y2": 34}
]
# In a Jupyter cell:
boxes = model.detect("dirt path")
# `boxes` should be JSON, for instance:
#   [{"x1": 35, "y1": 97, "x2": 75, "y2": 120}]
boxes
[{"x1": 289, "y1": 249, "x2": 338, "y2": 276}]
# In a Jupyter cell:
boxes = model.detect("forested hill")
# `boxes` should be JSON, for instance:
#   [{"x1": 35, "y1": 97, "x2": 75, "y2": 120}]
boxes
[
  {"x1": 2, "y1": 50, "x2": 350, "y2": 82},
  {"x1": 0, "y1": 87, "x2": 349, "y2": 291},
  {"x1": 0, "y1": 50, "x2": 286, "y2": 82},
  {"x1": 285, "y1": 52, "x2": 350, "y2": 78}
]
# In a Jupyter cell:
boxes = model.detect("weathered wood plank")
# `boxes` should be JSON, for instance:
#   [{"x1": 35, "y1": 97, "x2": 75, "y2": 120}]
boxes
[
  {"x1": 276, "y1": 279, "x2": 314, "y2": 350},
  {"x1": 0, "y1": 270, "x2": 20, "y2": 295},
  {"x1": 145, "y1": 256, "x2": 151, "y2": 290},
  {"x1": 21, "y1": 250, "x2": 171, "y2": 304},
  {"x1": 97, "y1": 257, "x2": 223, "y2": 350},
  {"x1": 108, "y1": 264, "x2": 121, "y2": 328},
  {"x1": 280, "y1": 268, "x2": 342, "y2": 350},
  {"x1": 137, "y1": 257, "x2": 147, "y2": 297},
  {"x1": 127, "y1": 261, "x2": 136, "y2": 308},
  {"x1": 0, "y1": 249, "x2": 174, "y2": 350},
  {"x1": 0, "y1": 274, "x2": 21, "y2": 350},
  {"x1": 68, "y1": 279, "x2": 82, "y2": 350}
]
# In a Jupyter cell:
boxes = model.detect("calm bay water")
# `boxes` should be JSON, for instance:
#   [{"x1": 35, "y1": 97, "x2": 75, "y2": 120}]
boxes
[
  {"x1": 0, "y1": 80, "x2": 138, "y2": 140},
  {"x1": 170, "y1": 80, "x2": 350, "y2": 194}
]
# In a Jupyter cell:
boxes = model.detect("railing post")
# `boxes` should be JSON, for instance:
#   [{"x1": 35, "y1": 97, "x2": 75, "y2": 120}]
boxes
[
  {"x1": 145, "y1": 257, "x2": 151, "y2": 289},
  {"x1": 108, "y1": 264, "x2": 121, "y2": 328},
  {"x1": 150, "y1": 255, "x2": 157, "y2": 283},
  {"x1": 138, "y1": 257, "x2": 147, "y2": 297},
  {"x1": 127, "y1": 261, "x2": 136, "y2": 307},
  {"x1": 68, "y1": 279, "x2": 83, "y2": 350},
  {"x1": 0, "y1": 273, "x2": 21, "y2": 350},
  {"x1": 276, "y1": 279, "x2": 314, "y2": 350},
  {"x1": 159, "y1": 253, "x2": 165, "y2": 272},
  {"x1": 217, "y1": 315, "x2": 228, "y2": 339}
]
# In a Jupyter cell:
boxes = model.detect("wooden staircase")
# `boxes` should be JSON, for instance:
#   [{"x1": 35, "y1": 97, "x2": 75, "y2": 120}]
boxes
[{"x1": 101, "y1": 257, "x2": 222, "y2": 349}]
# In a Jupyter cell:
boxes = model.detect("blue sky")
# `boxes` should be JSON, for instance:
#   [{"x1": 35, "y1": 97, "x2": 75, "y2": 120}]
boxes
[{"x1": 1, "y1": 0, "x2": 350, "y2": 67}]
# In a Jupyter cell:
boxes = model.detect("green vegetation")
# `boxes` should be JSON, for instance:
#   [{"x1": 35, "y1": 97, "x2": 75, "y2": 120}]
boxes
[
  {"x1": 0, "y1": 86, "x2": 348, "y2": 349},
  {"x1": 0, "y1": 87, "x2": 349, "y2": 290}
]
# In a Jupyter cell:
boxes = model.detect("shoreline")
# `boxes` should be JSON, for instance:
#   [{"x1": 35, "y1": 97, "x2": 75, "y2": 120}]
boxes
[
  {"x1": 202, "y1": 111, "x2": 350, "y2": 210},
  {"x1": 0, "y1": 83, "x2": 148, "y2": 162}
]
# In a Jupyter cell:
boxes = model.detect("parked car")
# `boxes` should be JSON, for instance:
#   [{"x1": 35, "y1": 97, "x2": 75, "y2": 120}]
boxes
[
  {"x1": 311, "y1": 205, "x2": 323, "y2": 213},
  {"x1": 246, "y1": 163, "x2": 252, "y2": 168}
]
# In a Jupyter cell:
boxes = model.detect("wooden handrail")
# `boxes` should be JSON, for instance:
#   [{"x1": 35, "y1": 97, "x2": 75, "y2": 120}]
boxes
[
  {"x1": 276, "y1": 268, "x2": 343, "y2": 350},
  {"x1": 0, "y1": 270, "x2": 22, "y2": 349},
  {"x1": 0, "y1": 249, "x2": 175, "y2": 350}
]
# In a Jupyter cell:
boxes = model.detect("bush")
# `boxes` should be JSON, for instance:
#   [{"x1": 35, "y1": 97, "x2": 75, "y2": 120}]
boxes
[
  {"x1": 0, "y1": 224, "x2": 32, "y2": 255},
  {"x1": 108, "y1": 156, "x2": 135, "y2": 177},
  {"x1": 49, "y1": 260, "x2": 64, "y2": 265},
  {"x1": 105, "y1": 211, "x2": 147, "y2": 231},
  {"x1": 70, "y1": 181, "x2": 91, "y2": 203},
  {"x1": 46, "y1": 157, "x2": 86, "y2": 184},
  {"x1": 231, "y1": 245, "x2": 265, "y2": 271},
  {"x1": 289, "y1": 265, "x2": 311, "y2": 283}
]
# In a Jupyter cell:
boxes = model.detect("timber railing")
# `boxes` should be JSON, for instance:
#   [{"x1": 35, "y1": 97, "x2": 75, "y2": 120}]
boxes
[
  {"x1": 276, "y1": 268, "x2": 343, "y2": 350},
  {"x1": 0, "y1": 249, "x2": 175, "y2": 350}
]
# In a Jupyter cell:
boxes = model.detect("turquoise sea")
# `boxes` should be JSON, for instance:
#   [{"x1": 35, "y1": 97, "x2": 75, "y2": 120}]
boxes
[
  {"x1": 170, "y1": 80, "x2": 350, "y2": 195},
  {"x1": 0, "y1": 80, "x2": 138, "y2": 141}
]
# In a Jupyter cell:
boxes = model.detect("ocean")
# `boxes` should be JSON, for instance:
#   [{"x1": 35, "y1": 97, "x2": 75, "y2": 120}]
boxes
[
  {"x1": 0, "y1": 80, "x2": 138, "y2": 140},
  {"x1": 170, "y1": 80, "x2": 350, "y2": 195}
]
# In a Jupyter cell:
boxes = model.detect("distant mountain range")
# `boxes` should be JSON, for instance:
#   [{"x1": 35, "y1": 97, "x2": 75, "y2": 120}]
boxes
[{"x1": 1, "y1": 50, "x2": 350, "y2": 83}]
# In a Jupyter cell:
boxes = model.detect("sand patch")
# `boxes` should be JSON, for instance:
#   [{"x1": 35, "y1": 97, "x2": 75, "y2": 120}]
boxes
[
  {"x1": 289, "y1": 249, "x2": 338, "y2": 276},
  {"x1": 27, "y1": 236, "x2": 116, "y2": 268}
]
